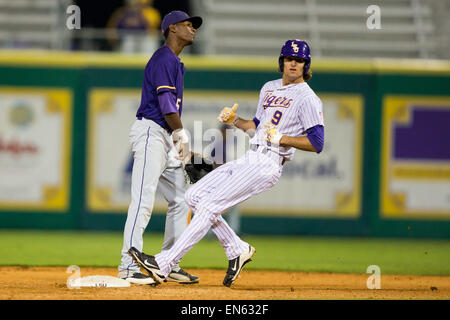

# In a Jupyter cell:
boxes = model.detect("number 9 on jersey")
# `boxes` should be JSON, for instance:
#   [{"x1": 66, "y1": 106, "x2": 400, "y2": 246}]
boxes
[{"x1": 271, "y1": 110, "x2": 283, "y2": 125}]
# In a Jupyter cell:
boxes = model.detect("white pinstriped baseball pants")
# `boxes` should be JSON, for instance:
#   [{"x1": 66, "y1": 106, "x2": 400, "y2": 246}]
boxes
[{"x1": 155, "y1": 149, "x2": 283, "y2": 277}]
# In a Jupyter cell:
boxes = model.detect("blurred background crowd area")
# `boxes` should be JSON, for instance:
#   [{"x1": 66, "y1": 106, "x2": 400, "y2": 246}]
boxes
[{"x1": 0, "y1": 0, "x2": 448, "y2": 59}]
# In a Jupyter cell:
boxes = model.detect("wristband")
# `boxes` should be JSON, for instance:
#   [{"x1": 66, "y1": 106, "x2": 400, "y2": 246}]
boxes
[{"x1": 172, "y1": 128, "x2": 189, "y2": 143}]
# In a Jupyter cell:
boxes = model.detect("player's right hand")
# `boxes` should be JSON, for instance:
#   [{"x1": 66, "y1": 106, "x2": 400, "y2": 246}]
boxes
[
  {"x1": 176, "y1": 141, "x2": 190, "y2": 161},
  {"x1": 264, "y1": 123, "x2": 283, "y2": 146},
  {"x1": 217, "y1": 103, "x2": 239, "y2": 125},
  {"x1": 172, "y1": 128, "x2": 190, "y2": 161}
]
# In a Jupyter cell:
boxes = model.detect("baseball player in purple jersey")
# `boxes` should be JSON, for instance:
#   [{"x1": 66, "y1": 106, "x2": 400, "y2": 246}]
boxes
[
  {"x1": 128, "y1": 39, "x2": 324, "y2": 287},
  {"x1": 117, "y1": 11, "x2": 202, "y2": 285}
]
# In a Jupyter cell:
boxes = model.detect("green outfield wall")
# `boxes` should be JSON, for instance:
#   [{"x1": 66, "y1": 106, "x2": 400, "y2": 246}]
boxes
[{"x1": 0, "y1": 51, "x2": 449, "y2": 238}]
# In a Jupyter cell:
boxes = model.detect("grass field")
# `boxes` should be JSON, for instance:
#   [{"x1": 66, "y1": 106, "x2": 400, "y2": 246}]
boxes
[{"x1": 1, "y1": 230, "x2": 449, "y2": 276}]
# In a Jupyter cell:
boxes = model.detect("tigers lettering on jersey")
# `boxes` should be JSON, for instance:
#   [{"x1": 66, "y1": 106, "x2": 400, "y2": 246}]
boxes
[
  {"x1": 262, "y1": 90, "x2": 293, "y2": 109},
  {"x1": 252, "y1": 79, "x2": 324, "y2": 161}
]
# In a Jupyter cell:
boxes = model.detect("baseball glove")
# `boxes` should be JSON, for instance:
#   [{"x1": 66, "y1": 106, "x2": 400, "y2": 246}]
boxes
[{"x1": 184, "y1": 153, "x2": 217, "y2": 184}]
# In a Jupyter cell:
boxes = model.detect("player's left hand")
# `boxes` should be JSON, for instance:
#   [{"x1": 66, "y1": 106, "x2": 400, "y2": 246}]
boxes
[
  {"x1": 217, "y1": 103, "x2": 239, "y2": 125},
  {"x1": 264, "y1": 123, "x2": 283, "y2": 146}
]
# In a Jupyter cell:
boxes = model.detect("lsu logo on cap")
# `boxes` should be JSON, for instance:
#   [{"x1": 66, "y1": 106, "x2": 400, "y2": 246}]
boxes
[{"x1": 291, "y1": 41, "x2": 299, "y2": 53}]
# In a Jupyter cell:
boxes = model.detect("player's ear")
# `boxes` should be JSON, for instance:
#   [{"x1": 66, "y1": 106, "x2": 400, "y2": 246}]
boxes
[{"x1": 169, "y1": 24, "x2": 177, "y2": 34}]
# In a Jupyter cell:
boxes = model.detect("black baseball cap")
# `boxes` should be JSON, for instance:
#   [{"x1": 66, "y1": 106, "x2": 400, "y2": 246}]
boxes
[{"x1": 161, "y1": 11, "x2": 203, "y2": 34}]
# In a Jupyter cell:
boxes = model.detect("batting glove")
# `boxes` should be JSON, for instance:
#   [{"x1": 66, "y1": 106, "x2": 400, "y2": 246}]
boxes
[
  {"x1": 264, "y1": 123, "x2": 283, "y2": 146},
  {"x1": 217, "y1": 103, "x2": 239, "y2": 125},
  {"x1": 172, "y1": 128, "x2": 190, "y2": 161}
]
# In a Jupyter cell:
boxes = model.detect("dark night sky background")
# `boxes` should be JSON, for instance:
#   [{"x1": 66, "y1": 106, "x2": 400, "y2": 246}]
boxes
[{"x1": 74, "y1": 0, "x2": 191, "y2": 29}]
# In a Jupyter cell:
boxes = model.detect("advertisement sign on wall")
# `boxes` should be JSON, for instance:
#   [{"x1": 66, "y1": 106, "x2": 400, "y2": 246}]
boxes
[
  {"x1": 0, "y1": 88, "x2": 72, "y2": 211},
  {"x1": 381, "y1": 95, "x2": 450, "y2": 219}
]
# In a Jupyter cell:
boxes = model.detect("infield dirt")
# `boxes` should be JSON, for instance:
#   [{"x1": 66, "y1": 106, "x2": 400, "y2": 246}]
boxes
[{"x1": 0, "y1": 266, "x2": 448, "y2": 300}]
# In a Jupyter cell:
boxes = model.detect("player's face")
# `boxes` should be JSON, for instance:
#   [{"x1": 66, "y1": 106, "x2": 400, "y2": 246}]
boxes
[
  {"x1": 283, "y1": 57, "x2": 305, "y2": 84},
  {"x1": 174, "y1": 21, "x2": 197, "y2": 45}
]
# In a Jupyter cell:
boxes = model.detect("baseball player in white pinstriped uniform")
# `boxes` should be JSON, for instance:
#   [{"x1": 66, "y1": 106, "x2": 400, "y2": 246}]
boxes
[{"x1": 129, "y1": 39, "x2": 325, "y2": 287}]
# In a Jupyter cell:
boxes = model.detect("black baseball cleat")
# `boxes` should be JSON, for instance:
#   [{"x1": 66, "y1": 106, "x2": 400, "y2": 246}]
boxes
[
  {"x1": 223, "y1": 245, "x2": 256, "y2": 287},
  {"x1": 128, "y1": 247, "x2": 165, "y2": 284},
  {"x1": 165, "y1": 268, "x2": 200, "y2": 284},
  {"x1": 120, "y1": 272, "x2": 158, "y2": 286}
]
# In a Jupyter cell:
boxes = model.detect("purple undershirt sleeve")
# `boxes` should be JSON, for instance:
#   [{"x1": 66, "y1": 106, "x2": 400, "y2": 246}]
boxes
[
  {"x1": 253, "y1": 117, "x2": 260, "y2": 128},
  {"x1": 158, "y1": 91, "x2": 178, "y2": 115},
  {"x1": 306, "y1": 125, "x2": 324, "y2": 153}
]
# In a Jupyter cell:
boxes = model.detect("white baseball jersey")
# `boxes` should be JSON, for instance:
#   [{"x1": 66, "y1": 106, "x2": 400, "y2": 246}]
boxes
[
  {"x1": 250, "y1": 79, "x2": 324, "y2": 160},
  {"x1": 153, "y1": 79, "x2": 324, "y2": 278}
]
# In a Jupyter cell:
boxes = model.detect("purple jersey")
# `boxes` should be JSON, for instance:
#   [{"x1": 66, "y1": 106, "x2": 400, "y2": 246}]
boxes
[{"x1": 136, "y1": 45, "x2": 186, "y2": 131}]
